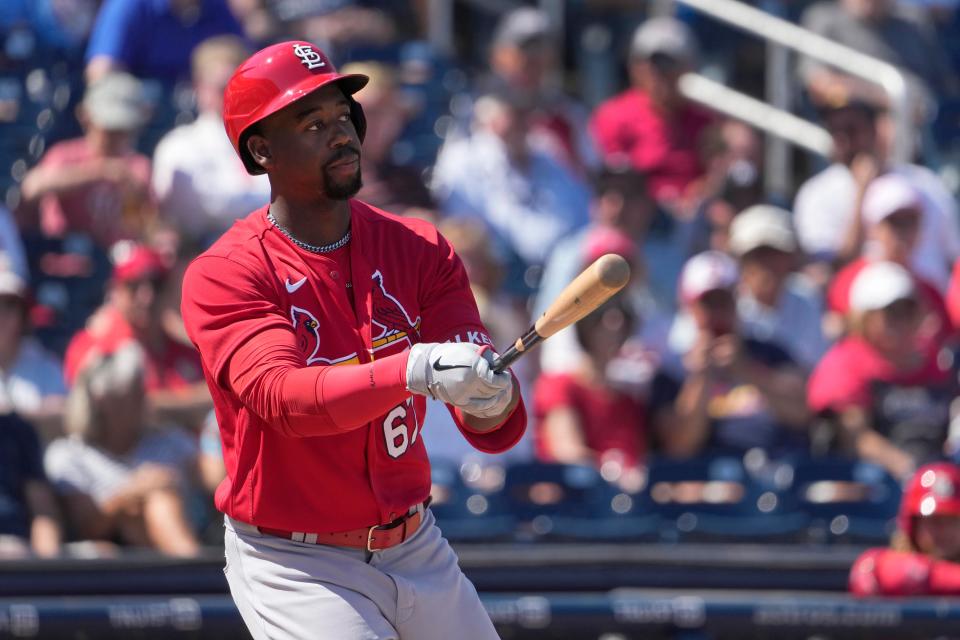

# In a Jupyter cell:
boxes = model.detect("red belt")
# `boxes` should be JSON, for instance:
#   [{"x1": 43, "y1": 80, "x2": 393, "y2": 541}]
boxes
[{"x1": 258, "y1": 499, "x2": 431, "y2": 552}]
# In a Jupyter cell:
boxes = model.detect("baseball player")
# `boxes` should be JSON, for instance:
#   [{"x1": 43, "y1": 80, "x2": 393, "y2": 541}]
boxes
[{"x1": 180, "y1": 42, "x2": 526, "y2": 640}]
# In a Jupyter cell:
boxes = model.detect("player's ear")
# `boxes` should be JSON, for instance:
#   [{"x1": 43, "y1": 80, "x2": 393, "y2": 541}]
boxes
[{"x1": 246, "y1": 133, "x2": 274, "y2": 172}]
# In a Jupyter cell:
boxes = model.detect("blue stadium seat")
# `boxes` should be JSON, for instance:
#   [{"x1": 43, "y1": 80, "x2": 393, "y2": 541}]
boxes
[
  {"x1": 646, "y1": 456, "x2": 809, "y2": 543},
  {"x1": 429, "y1": 461, "x2": 516, "y2": 543},
  {"x1": 789, "y1": 457, "x2": 901, "y2": 545},
  {"x1": 501, "y1": 462, "x2": 659, "y2": 542}
]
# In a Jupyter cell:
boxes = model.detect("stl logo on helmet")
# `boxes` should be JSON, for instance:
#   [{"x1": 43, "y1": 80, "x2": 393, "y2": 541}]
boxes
[{"x1": 293, "y1": 43, "x2": 326, "y2": 70}]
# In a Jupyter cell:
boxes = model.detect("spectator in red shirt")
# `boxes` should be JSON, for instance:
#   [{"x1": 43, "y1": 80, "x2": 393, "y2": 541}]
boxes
[
  {"x1": 809, "y1": 262, "x2": 957, "y2": 481},
  {"x1": 534, "y1": 294, "x2": 659, "y2": 491},
  {"x1": 827, "y1": 174, "x2": 950, "y2": 343},
  {"x1": 590, "y1": 17, "x2": 716, "y2": 213},
  {"x1": 850, "y1": 463, "x2": 960, "y2": 596},
  {"x1": 64, "y1": 243, "x2": 211, "y2": 431},
  {"x1": 20, "y1": 72, "x2": 155, "y2": 250}
]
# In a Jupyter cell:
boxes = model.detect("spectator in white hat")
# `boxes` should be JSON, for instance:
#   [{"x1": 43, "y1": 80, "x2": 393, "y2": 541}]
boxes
[
  {"x1": 810, "y1": 261, "x2": 958, "y2": 480},
  {"x1": 730, "y1": 205, "x2": 829, "y2": 370},
  {"x1": 826, "y1": 174, "x2": 951, "y2": 344},
  {"x1": 657, "y1": 251, "x2": 810, "y2": 458}
]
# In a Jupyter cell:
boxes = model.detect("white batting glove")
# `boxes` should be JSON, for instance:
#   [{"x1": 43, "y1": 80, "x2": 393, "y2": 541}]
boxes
[{"x1": 406, "y1": 342, "x2": 514, "y2": 418}]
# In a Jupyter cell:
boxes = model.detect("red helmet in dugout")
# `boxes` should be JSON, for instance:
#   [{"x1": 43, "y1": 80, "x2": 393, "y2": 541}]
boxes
[
  {"x1": 222, "y1": 41, "x2": 369, "y2": 175},
  {"x1": 898, "y1": 462, "x2": 960, "y2": 545}
]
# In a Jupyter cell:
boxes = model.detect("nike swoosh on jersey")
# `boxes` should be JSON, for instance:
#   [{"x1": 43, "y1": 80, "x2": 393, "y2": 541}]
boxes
[
  {"x1": 285, "y1": 277, "x2": 308, "y2": 293},
  {"x1": 432, "y1": 359, "x2": 471, "y2": 372}
]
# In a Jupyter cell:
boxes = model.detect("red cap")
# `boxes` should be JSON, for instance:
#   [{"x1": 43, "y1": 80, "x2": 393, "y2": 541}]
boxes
[
  {"x1": 223, "y1": 41, "x2": 368, "y2": 174},
  {"x1": 899, "y1": 463, "x2": 960, "y2": 545},
  {"x1": 112, "y1": 244, "x2": 167, "y2": 283}
]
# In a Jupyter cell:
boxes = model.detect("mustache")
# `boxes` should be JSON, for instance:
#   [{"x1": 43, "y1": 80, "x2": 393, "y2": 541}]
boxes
[{"x1": 326, "y1": 148, "x2": 361, "y2": 168}]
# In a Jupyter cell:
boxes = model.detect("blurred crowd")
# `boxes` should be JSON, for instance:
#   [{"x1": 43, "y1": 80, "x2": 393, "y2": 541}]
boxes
[{"x1": 3, "y1": 0, "x2": 960, "y2": 560}]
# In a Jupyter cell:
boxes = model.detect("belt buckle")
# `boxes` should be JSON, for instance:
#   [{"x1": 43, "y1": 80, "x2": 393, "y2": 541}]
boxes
[{"x1": 366, "y1": 524, "x2": 383, "y2": 553}]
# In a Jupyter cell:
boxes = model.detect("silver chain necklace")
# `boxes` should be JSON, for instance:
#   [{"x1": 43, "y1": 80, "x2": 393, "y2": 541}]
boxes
[{"x1": 267, "y1": 211, "x2": 351, "y2": 254}]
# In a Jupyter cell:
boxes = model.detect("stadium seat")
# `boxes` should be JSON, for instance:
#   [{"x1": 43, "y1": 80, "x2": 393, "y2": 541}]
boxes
[
  {"x1": 789, "y1": 457, "x2": 901, "y2": 545},
  {"x1": 429, "y1": 461, "x2": 516, "y2": 542},
  {"x1": 645, "y1": 456, "x2": 809, "y2": 543},
  {"x1": 501, "y1": 462, "x2": 660, "y2": 542}
]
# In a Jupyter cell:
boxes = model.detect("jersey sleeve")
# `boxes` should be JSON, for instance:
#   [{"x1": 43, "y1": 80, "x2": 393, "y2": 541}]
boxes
[
  {"x1": 182, "y1": 255, "x2": 410, "y2": 437},
  {"x1": 418, "y1": 230, "x2": 527, "y2": 453},
  {"x1": 181, "y1": 255, "x2": 289, "y2": 382}
]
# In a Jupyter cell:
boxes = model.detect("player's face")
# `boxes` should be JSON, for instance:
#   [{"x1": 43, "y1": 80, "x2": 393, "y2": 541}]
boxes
[
  {"x1": 914, "y1": 515, "x2": 960, "y2": 561},
  {"x1": 253, "y1": 84, "x2": 362, "y2": 201}
]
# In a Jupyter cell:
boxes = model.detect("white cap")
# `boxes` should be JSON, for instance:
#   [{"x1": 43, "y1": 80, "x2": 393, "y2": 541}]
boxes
[
  {"x1": 630, "y1": 17, "x2": 699, "y2": 65},
  {"x1": 849, "y1": 261, "x2": 916, "y2": 312},
  {"x1": 493, "y1": 7, "x2": 552, "y2": 47},
  {"x1": 729, "y1": 205, "x2": 797, "y2": 256},
  {"x1": 679, "y1": 251, "x2": 738, "y2": 302},
  {"x1": 83, "y1": 72, "x2": 149, "y2": 131},
  {"x1": 862, "y1": 174, "x2": 923, "y2": 226}
]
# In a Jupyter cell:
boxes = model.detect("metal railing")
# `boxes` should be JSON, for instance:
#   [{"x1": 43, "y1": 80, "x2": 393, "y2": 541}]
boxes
[
  {"x1": 678, "y1": 73, "x2": 833, "y2": 157},
  {"x1": 674, "y1": 0, "x2": 913, "y2": 194}
]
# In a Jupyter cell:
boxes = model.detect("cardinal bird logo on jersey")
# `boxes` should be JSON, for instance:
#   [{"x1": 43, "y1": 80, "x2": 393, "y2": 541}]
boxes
[
  {"x1": 371, "y1": 270, "x2": 421, "y2": 352},
  {"x1": 290, "y1": 306, "x2": 359, "y2": 366}
]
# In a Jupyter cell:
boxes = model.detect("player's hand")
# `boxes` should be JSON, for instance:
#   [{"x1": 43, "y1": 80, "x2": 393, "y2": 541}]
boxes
[{"x1": 406, "y1": 342, "x2": 514, "y2": 418}]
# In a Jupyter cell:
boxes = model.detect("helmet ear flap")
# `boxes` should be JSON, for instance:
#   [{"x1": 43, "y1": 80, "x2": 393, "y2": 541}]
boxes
[{"x1": 349, "y1": 97, "x2": 366, "y2": 143}]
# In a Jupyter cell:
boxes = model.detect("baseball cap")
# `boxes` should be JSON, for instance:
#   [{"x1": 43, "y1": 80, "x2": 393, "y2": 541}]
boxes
[
  {"x1": 679, "y1": 251, "x2": 738, "y2": 302},
  {"x1": 848, "y1": 261, "x2": 916, "y2": 312},
  {"x1": 630, "y1": 17, "x2": 699, "y2": 65},
  {"x1": 493, "y1": 7, "x2": 552, "y2": 47},
  {"x1": 111, "y1": 242, "x2": 167, "y2": 283},
  {"x1": 83, "y1": 72, "x2": 149, "y2": 131},
  {"x1": 862, "y1": 174, "x2": 923, "y2": 226},
  {"x1": 729, "y1": 205, "x2": 798, "y2": 256}
]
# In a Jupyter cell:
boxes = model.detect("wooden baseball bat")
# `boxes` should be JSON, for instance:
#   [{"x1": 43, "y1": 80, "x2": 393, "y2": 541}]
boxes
[{"x1": 491, "y1": 254, "x2": 631, "y2": 374}]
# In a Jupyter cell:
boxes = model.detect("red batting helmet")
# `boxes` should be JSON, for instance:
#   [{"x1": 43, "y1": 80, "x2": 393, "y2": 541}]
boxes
[
  {"x1": 222, "y1": 41, "x2": 369, "y2": 175},
  {"x1": 898, "y1": 462, "x2": 960, "y2": 545}
]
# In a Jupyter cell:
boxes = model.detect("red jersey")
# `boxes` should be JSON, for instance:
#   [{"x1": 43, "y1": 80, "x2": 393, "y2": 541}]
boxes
[
  {"x1": 850, "y1": 548, "x2": 960, "y2": 596},
  {"x1": 180, "y1": 201, "x2": 526, "y2": 532},
  {"x1": 63, "y1": 308, "x2": 203, "y2": 391},
  {"x1": 589, "y1": 88, "x2": 714, "y2": 205},
  {"x1": 533, "y1": 372, "x2": 647, "y2": 468},
  {"x1": 808, "y1": 337, "x2": 955, "y2": 463}
]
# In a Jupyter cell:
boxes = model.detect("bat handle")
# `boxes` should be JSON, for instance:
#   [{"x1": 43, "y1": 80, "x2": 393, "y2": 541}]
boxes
[
  {"x1": 491, "y1": 347, "x2": 521, "y2": 374},
  {"x1": 491, "y1": 326, "x2": 543, "y2": 374}
]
